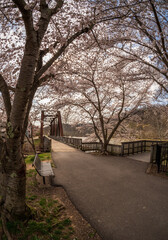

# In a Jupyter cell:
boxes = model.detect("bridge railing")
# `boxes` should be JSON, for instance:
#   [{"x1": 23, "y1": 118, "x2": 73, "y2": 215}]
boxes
[
  {"x1": 50, "y1": 136, "x2": 82, "y2": 149},
  {"x1": 107, "y1": 144, "x2": 122, "y2": 155},
  {"x1": 121, "y1": 141, "x2": 146, "y2": 155},
  {"x1": 50, "y1": 136, "x2": 122, "y2": 155},
  {"x1": 81, "y1": 142, "x2": 102, "y2": 151},
  {"x1": 81, "y1": 142, "x2": 122, "y2": 155}
]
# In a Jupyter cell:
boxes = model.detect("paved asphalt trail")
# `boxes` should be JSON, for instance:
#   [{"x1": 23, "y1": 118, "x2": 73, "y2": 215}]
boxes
[{"x1": 52, "y1": 140, "x2": 168, "y2": 240}]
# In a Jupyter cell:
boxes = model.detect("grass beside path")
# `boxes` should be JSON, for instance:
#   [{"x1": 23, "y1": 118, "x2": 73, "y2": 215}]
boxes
[
  {"x1": 0, "y1": 154, "x2": 101, "y2": 240},
  {"x1": 25, "y1": 152, "x2": 52, "y2": 164}
]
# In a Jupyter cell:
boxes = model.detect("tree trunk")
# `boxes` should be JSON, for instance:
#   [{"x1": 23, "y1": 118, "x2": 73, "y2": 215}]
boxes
[
  {"x1": 0, "y1": 136, "x2": 29, "y2": 220},
  {"x1": 101, "y1": 141, "x2": 109, "y2": 155},
  {"x1": 0, "y1": 38, "x2": 40, "y2": 221}
]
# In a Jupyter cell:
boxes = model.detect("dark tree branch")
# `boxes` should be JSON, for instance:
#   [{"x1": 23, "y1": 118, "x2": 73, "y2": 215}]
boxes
[
  {"x1": 149, "y1": 0, "x2": 167, "y2": 59},
  {"x1": 0, "y1": 8, "x2": 15, "y2": 25},
  {"x1": 36, "y1": 42, "x2": 59, "y2": 72},
  {"x1": 12, "y1": 0, "x2": 26, "y2": 11},
  {"x1": 37, "y1": 0, "x2": 63, "y2": 44},
  {"x1": 12, "y1": 0, "x2": 34, "y2": 37},
  {"x1": 150, "y1": 75, "x2": 168, "y2": 93},
  {"x1": 98, "y1": 9, "x2": 131, "y2": 23},
  {"x1": 0, "y1": 74, "x2": 11, "y2": 119},
  {"x1": 107, "y1": 117, "x2": 124, "y2": 143},
  {"x1": 91, "y1": 29, "x2": 102, "y2": 49},
  {"x1": 35, "y1": 23, "x2": 94, "y2": 80}
]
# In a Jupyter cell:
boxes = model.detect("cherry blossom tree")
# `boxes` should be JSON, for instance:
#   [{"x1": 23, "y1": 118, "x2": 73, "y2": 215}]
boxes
[
  {"x1": 50, "y1": 49, "x2": 154, "y2": 153},
  {"x1": 100, "y1": 0, "x2": 168, "y2": 91}
]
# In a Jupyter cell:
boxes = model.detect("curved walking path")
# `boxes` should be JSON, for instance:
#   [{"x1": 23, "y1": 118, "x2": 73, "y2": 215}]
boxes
[{"x1": 52, "y1": 140, "x2": 168, "y2": 240}]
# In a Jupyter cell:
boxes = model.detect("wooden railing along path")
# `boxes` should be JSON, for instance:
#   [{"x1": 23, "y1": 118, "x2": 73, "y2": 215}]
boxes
[{"x1": 50, "y1": 136, "x2": 166, "y2": 156}]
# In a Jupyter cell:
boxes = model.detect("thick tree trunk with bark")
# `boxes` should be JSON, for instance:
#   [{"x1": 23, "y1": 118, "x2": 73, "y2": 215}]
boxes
[
  {"x1": 2, "y1": 141, "x2": 27, "y2": 217},
  {"x1": 0, "y1": 42, "x2": 39, "y2": 222},
  {"x1": 0, "y1": 134, "x2": 29, "y2": 221}
]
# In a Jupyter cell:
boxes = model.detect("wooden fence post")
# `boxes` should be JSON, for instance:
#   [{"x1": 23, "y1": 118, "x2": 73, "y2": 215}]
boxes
[
  {"x1": 132, "y1": 142, "x2": 134, "y2": 154},
  {"x1": 121, "y1": 143, "x2": 124, "y2": 156},
  {"x1": 156, "y1": 144, "x2": 161, "y2": 173}
]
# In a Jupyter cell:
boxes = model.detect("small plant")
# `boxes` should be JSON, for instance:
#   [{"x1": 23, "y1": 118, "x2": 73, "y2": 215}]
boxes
[
  {"x1": 26, "y1": 195, "x2": 38, "y2": 201},
  {"x1": 47, "y1": 199, "x2": 54, "y2": 208},
  {"x1": 62, "y1": 234, "x2": 70, "y2": 239},
  {"x1": 88, "y1": 231, "x2": 96, "y2": 238},
  {"x1": 39, "y1": 198, "x2": 47, "y2": 207},
  {"x1": 54, "y1": 229, "x2": 62, "y2": 235},
  {"x1": 57, "y1": 223, "x2": 64, "y2": 230},
  {"x1": 62, "y1": 218, "x2": 71, "y2": 226},
  {"x1": 26, "y1": 169, "x2": 36, "y2": 177},
  {"x1": 30, "y1": 236, "x2": 41, "y2": 240},
  {"x1": 25, "y1": 155, "x2": 35, "y2": 164},
  {"x1": 38, "y1": 153, "x2": 51, "y2": 161}
]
